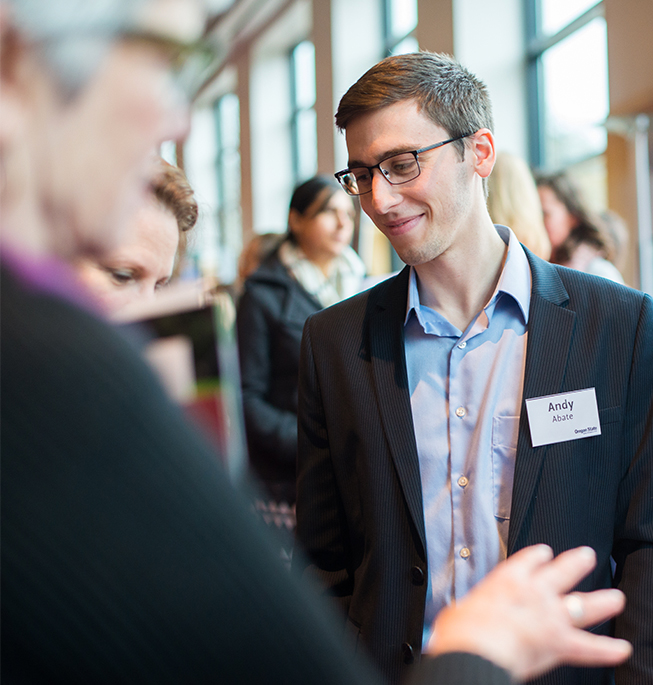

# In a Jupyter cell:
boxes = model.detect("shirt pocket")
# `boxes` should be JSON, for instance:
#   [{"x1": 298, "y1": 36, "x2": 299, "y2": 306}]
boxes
[{"x1": 492, "y1": 416, "x2": 520, "y2": 520}]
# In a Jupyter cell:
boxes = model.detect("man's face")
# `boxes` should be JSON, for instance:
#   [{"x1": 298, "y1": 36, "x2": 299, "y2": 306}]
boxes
[
  {"x1": 344, "y1": 100, "x2": 478, "y2": 267},
  {"x1": 37, "y1": 0, "x2": 205, "y2": 259}
]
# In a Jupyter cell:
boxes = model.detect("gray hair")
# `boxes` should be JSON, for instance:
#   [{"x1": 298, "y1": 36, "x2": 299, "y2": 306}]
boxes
[{"x1": 8, "y1": 0, "x2": 146, "y2": 95}]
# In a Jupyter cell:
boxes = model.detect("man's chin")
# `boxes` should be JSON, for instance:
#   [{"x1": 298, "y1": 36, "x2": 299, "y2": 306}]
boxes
[
  {"x1": 390, "y1": 239, "x2": 447, "y2": 268},
  {"x1": 391, "y1": 246, "x2": 430, "y2": 268}
]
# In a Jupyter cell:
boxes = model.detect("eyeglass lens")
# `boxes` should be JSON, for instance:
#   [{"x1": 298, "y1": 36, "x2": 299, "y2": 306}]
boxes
[{"x1": 341, "y1": 151, "x2": 420, "y2": 196}]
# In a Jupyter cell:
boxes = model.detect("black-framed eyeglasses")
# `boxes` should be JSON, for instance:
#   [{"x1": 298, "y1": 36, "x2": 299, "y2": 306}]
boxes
[{"x1": 334, "y1": 132, "x2": 475, "y2": 196}]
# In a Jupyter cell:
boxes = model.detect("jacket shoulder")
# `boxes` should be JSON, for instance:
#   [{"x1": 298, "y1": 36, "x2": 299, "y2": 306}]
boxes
[
  {"x1": 306, "y1": 269, "x2": 407, "y2": 331},
  {"x1": 526, "y1": 249, "x2": 647, "y2": 315}
]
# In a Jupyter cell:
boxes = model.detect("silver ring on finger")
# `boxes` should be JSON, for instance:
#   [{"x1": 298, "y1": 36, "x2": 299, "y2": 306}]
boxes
[{"x1": 564, "y1": 593, "x2": 584, "y2": 625}]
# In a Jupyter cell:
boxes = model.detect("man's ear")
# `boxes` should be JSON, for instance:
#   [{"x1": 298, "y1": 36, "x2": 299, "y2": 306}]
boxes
[{"x1": 470, "y1": 128, "x2": 496, "y2": 180}]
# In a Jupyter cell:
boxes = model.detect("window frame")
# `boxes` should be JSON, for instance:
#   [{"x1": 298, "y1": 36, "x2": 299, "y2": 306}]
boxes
[
  {"x1": 525, "y1": 0, "x2": 605, "y2": 168},
  {"x1": 289, "y1": 39, "x2": 317, "y2": 185}
]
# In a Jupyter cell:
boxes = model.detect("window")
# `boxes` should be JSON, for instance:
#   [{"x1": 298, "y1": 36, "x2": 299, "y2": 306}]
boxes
[
  {"x1": 290, "y1": 40, "x2": 317, "y2": 184},
  {"x1": 214, "y1": 93, "x2": 241, "y2": 281},
  {"x1": 527, "y1": 0, "x2": 608, "y2": 171},
  {"x1": 383, "y1": 0, "x2": 418, "y2": 271},
  {"x1": 384, "y1": 0, "x2": 418, "y2": 56},
  {"x1": 540, "y1": 0, "x2": 600, "y2": 36}
]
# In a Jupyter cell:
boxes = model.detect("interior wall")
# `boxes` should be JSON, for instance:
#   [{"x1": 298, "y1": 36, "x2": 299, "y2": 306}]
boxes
[
  {"x1": 605, "y1": 0, "x2": 653, "y2": 116},
  {"x1": 313, "y1": 0, "x2": 335, "y2": 174},
  {"x1": 605, "y1": 0, "x2": 653, "y2": 290},
  {"x1": 417, "y1": 0, "x2": 454, "y2": 55}
]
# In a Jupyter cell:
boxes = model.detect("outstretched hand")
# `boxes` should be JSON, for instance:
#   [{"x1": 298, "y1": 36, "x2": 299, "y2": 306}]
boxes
[{"x1": 426, "y1": 545, "x2": 632, "y2": 681}]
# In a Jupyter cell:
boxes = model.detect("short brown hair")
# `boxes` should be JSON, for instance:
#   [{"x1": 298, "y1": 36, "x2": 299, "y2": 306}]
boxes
[{"x1": 335, "y1": 51, "x2": 494, "y2": 160}]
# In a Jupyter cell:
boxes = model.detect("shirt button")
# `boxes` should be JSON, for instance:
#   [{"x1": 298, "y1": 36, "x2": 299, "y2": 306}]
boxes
[
  {"x1": 410, "y1": 566, "x2": 425, "y2": 586},
  {"x1": 457, "y1": 475, "x2": 469, "y2": 488},
  {"x1": 460, "y1": 547, "x2": 471, "y2": 559},
  {"x1": 455, "y1": 406, "x2": 466, "y2": 418},
  {"x1": 458, "y1": 341, "x2": 467, "y2": 349},
  {"x1": 402, "y1": 642, "x2": 415, "y2": 664}
]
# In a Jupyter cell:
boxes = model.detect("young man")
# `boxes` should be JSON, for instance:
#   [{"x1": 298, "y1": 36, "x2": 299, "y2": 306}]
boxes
[{"x1": 294, "y1": 52, "x2": 653, "y2": 685}]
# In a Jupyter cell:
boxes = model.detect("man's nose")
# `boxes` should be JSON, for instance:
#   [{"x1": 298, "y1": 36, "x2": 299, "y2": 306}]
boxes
[{"x1": 369, "y1": 170, "x2": 401, "y2": 214}]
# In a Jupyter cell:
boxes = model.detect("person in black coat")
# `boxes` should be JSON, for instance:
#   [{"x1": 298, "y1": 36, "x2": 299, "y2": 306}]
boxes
[{"x1": 237, "y1": 176, "x2": 364, "y2": 522}]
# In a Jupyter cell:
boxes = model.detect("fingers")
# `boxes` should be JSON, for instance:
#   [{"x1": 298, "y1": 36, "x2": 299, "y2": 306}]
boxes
[
  {"x1": 571, "y1": 588, "x2": 626, "y2": 629},
  {"x1": 500, "y1": 543, "x2": 554, "y2": 574},
  {"x1": 557, "y1": 584, "x2": 630, "y2": 672},
  {"x1": 537, "y1": 545, "x2": 597, "y2": 594},
  {"x1": 427, "y1": 545, "x2": 632, "y2": 682},
  {"x1": 562, "y1": 631, "x2": 632, "y2": 668}
]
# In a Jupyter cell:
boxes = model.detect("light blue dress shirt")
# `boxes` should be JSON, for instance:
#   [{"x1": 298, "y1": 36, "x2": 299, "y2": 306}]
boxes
[{"x1": 403, "y1": 226, "x2": 531, "y2": 646}]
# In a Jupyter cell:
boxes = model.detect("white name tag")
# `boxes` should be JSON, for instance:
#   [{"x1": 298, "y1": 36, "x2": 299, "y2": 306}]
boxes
[{"x1": 525, "y1": 388, "x2": 601, "y2": 447}]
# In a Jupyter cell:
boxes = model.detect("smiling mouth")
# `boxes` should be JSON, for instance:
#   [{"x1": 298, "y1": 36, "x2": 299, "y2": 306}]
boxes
[{"x1": 382, "y1": 215, "x2": 422, "y2": 236}]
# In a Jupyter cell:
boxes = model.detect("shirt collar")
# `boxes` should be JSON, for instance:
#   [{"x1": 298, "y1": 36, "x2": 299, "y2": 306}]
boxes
[{"x1": 404, "y1": 224, "x2": 531, "y2": 328}]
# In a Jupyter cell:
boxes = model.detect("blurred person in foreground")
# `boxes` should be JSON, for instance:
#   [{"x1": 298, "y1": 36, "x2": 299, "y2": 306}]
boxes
[
  {"x1": 237, "y1": 176, "x2": 364, "y2": 546},
  {"x1": 487, "y1": 151, "x2": 551, "y2": 260},
  {"x1": 75, "y1": 157, "x2": 198, "y2": 315},
  {"x1": 294, "y1": 51, "x2": 653, "y2": 684},
  {"x1": 0, "y1": 3, "x2": 633, "y2": 683},
  {"x1": 536, "y1": 173, "x2": 624, "y2": 284}
]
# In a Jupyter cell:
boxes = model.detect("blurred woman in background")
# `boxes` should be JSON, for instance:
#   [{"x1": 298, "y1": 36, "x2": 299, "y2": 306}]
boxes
[
  {"x1": 236, "y1": 175, "x2": 364, "y2": 546},
  {"x1": 238, "y1": 232, "x2": 284, "y2": 282},
  {"x1": 487, "y1": 152, "x2": 551, "y2": 260},
  {"x1": 536, "y1": 173, "x2": 624, "y2": 284},
  {"x1": 75, "y1": 158, "x2": 198, "y2": 315}
]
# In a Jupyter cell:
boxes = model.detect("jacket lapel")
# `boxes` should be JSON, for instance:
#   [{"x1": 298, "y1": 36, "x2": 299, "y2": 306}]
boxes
[
  {"x1": 367, "y1": 268, "x2": 427, "y2": 553},
  {"x1": 508, "y1": 253, "x2": 577, "y2": 552}
]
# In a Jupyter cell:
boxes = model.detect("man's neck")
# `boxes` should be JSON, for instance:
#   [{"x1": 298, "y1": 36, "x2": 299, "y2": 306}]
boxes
[{"x1": 413, "y1": 220, "x2": 508, "y2": 332}]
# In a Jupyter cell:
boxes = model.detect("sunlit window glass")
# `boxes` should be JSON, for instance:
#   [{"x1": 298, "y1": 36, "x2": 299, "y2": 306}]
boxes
[
  {"x1": 291, "y1": 40, "x2": 317, "y2": 182},
  {"x1": 160, "y1": 140, "x2": 177, "y2": 165},
  {"x1": 391, "y1": 35, "x2": 418, "y2": 56},
  {"x1": 216, "y1": 93, "x2": 241, "y2": 281},
  {"x1": 389, "y1": 0, "x2": 417, "y2": 40},
  {"x1": 296, "y1": 108, "x2": 317, "y2": 180},
  {"x1": 292, "y1": 41, "x2": 316, "y2": 110},
  {"x1": 541, "y1": 16, "x2": 608, "y2": 169},
  {"x1": 540, "y1": 0, "x2": 600, "y2": 36},
  {"x1": 219, "y1": 93, "x2": 240, "y2": 149}
]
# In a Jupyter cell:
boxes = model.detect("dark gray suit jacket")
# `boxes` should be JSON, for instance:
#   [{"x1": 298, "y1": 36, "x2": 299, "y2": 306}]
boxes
[{"x1": 295, "y1": 251, "x2": 653, "y2": 685}]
